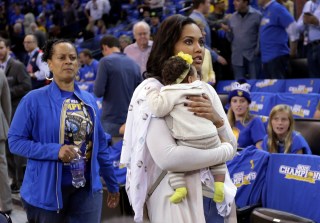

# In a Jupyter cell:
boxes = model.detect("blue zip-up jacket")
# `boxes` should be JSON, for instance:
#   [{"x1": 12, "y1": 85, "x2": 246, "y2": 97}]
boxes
[{"x1": 8, "y1": 81, "x2": 119, "y2": 211}]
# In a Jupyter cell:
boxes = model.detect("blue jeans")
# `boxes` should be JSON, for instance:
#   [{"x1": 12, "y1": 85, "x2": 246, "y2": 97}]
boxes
[
  {"x1": 307, "y1": 42, "x2": 320, "y2": 78},
  {"x1": 262, "y1": 55, "x2": 289, "y2": 79},
  {"x1": 203, "y1": 196, "x2": 224, "y2": 223},
  {"x1": 22, "y1": 185, "x2": 103, "y2": 223},
  {"x1": 101, "y1": 121, "x2": 122, "y2": 137},
  {"x1": 233, "y1": 56, "x2": 261, "y2": 80}
]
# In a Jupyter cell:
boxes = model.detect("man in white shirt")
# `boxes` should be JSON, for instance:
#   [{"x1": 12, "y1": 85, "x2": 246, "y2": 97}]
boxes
[
  {"x1": 85, "y1": 0, "x2": 110, "y2": 22},
  {"x1": 297, "y1": 0, "x2": 320, "y2": 77}
]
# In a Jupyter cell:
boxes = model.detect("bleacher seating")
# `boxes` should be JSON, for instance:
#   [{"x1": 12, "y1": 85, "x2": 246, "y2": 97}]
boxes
[
  {"x1": 218, "y1": 92, "x2": 320, "y2": 155},
  {"x1": 216, "y1": 80, "x2": 234, "y2": 94},
  {"x1": 217, "y1": 79, "x2": 320, "y2": 157},
  {"x1": 227, "y1": 146, "x2": 269, "y2": 209},
  {"x1": 228, "y1": 152, "x2": 320, "y2": 222},
  {"x1": 216, "y1": 79, "x2": 320, "y2": 119},
  {"x1": 228, "y1": 149, "x2": 320, "y2": 222},
  {"x1": 250, "y1": 92, "x2": 276, "y2": 117},
  {"x1": 259, "y1": 115, "x2": 268, "y2": 130},
  {"x1": 77, "y1": 82, "x2": 94, "y2": 93},
  {"x1": 227, "y1": 146, "x2": 269, "y2": 223},
  {"x1": 251, "y1": 79, "x2": 286, "y2": 93},
  {"x1": 77, "y1": 35, "x2": 102, "y2": 53},
  {"x1": 276, "y1": 93, "x2": 319, "y2": 119},
  {"x1": 220, "y1": 91, "x2": 318, "y2": 118},
  {"x1": 216, "y1": 79, "x2": 320, "y2": 94},
  {"x1": 285, "y1": 78, "x2": 320, "y2": 94}
]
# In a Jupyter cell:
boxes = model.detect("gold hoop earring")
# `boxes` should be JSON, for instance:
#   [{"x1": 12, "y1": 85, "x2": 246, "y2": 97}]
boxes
[{"x1": 45, "y1": 71, "x2": 53, "y2": 81}]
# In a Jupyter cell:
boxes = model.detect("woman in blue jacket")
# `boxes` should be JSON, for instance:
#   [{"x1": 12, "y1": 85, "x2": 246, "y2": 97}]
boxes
[{"x1": 8, "y1": 39, "x2": 119, "y2": 223}]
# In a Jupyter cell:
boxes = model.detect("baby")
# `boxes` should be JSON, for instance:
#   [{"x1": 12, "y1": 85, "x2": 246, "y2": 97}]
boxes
[{"x1": 146, "y1": 52, "x2": 226, "y2": 204}]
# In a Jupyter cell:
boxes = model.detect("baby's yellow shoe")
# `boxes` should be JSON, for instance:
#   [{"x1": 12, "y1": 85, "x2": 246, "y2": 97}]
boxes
[
  {"x1": 213, "y1": 182, "x2": 224, "y2": 203},
  {"x1": 169, "y1": 187, "x2": 187, "y2": 204}
]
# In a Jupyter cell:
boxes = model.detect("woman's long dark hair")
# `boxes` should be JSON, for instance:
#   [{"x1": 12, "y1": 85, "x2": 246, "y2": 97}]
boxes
[{"x1": 143, "y1": 14, "x2": 197, "y2": 82}]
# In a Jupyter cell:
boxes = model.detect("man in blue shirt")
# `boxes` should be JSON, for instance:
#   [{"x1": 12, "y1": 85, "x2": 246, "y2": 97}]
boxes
[
  {"x1": 259, "y1": 0, "x2": 299, "y2": 79},
  {"x1": 94, "y1": 35, "x2": 142, "y2": 137},
  {"x1": 78, "y1": 49, "x2": 99, "y2": 83}
]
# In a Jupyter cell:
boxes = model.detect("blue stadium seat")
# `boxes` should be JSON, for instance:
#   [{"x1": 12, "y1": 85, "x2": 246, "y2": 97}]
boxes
[
  {"x1": 227, "y1": 146, "x2": 269, "y2": 208},
  {"x1": 285, "y1": 78, "x2": 320, "y2": 94},
  {"x1": 76, "y1": 82, "x2": 94, "y2": 93},
  {"x1": 251, "y1": 79, "x2": 286, "y2": 93},
  {"x1": 262, "y1": 154, "x2": 320, "y2": 222},
  {"x1": 227, "y1": 146, "x2": 269, "y2": 223},
  {"x1": 276, "y1": 93, "x2": 319, "y2": 119},
  {"x1": 215, "y1": 80, "x2": 235, "y2": 94},
  {"x1": 249, "y1": 92, "x2": 276, "y2": 116},
  {"x1": 258, "y1": 115, "x2": 268, "y2": 131},
  {"x1": 215, "y1": 79, "x2": 256, "y2": 94}
]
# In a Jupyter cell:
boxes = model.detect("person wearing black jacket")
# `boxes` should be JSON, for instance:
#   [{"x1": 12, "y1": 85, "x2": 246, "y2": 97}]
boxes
[{"x1": 0, "y1": 37, "x2": 31, "y2": 193}]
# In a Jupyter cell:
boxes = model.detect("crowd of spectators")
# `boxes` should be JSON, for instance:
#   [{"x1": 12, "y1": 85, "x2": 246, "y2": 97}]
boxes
[
  {"x1": 1, "y1": 0, "x2": 316, "y2": 82},
  {"x1": 0, "y1": 1, "x2": 161, "y2": 62}
]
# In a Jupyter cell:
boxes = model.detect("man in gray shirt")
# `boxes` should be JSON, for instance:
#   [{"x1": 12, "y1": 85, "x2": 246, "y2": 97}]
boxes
[{"x1": 221, "y1": 0, "x2": 262, "y2": 79}]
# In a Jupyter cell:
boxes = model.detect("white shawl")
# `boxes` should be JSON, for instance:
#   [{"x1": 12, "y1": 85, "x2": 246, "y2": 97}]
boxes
[{"x1": 120, "y1": 78, "x2": 162, "y2": 222}]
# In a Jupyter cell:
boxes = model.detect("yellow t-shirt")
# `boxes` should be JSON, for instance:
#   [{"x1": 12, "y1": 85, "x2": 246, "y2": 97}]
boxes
[{"x1": 201, "y1": 48, "x2": 216, "y2": 83}]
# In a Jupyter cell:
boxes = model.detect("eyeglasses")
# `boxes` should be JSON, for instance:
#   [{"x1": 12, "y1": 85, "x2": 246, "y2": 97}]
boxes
[{"x1": 23, "y1": 41, "x2": 35, "y2": 44}]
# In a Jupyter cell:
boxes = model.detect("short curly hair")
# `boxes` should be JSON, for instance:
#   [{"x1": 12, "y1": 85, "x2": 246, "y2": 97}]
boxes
[{"x1": 162, "y1": 56, "x2": 194, "y2": 85}]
